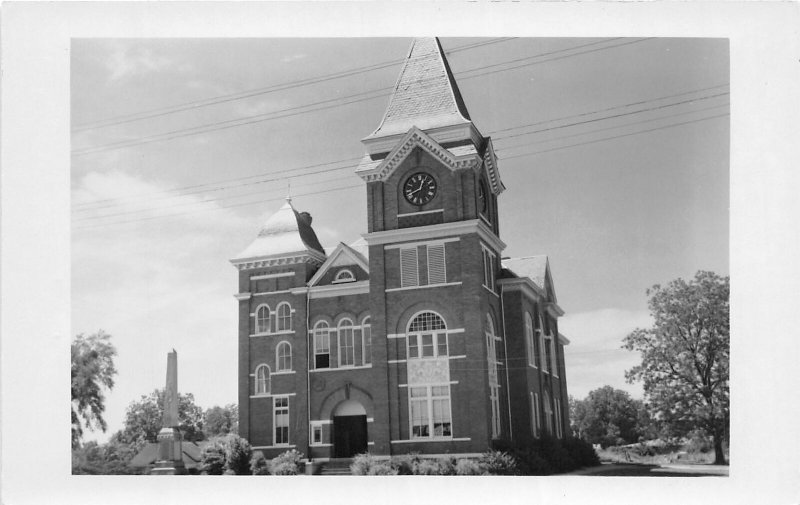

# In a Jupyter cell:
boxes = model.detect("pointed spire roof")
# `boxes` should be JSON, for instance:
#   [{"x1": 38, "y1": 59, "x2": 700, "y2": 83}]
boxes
[
  {"x1": 364, "y1": 38, "x2": 474, "y2": 141},
  {"x1": 231, "y1": 198, "x2": 326, "y2": 264}
]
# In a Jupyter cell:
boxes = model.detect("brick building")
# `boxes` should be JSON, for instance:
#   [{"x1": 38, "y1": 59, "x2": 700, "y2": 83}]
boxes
[{"x1": 231, "y1": 38, "x2": 570, "y2": 460}]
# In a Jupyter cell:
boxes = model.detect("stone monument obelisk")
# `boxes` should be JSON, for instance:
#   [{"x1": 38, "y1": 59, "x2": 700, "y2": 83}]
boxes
[{"x1": 151, "y1": 349, "x2": 187, "y2": 475}]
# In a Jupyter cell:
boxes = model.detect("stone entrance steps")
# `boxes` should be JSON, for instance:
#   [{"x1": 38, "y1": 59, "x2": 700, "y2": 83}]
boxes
[{"x1": 317, "y1": 458, "x2": 353, "y2": 476}]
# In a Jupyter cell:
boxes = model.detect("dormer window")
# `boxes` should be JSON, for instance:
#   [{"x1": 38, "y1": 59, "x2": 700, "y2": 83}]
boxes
[{"x1": 333, "y1": 268, "x2": 355, "y2": 284}]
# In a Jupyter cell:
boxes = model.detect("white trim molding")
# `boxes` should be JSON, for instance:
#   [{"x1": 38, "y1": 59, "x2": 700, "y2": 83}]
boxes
[
  {"x1": 391, "y1": 437, "x2": 471, "y2": 444},
  {"x1": 384, "y1": 236, "x2": 459, "y2": 250},
  {"x1": 396, "y1": 208, "x2": 445, "y2": 218},
  {"x1": 364, "y1": 219, "x2": 505, "y2": 253},
  {"x1": 252, "y1": 445, "x2": 297, "y2": 450},
  {"x1": 233, "y1": 292, "x2": 252, "y2": 301},
  {"x1": 231, "y1": 251, "x2": 325, "y2": 271},
  {"x1": 386, "y1": 281, "x2": 462, "y2": 293},
  {"x1": 251, "y1": 271, "x2": 295, "y2": 281},
  {"x1": 558, "y1": 333, "x2": 571, "y2": 345},
  {"x1": 308, "y1": 280, "x2": 370, "y2": 299},
  {"x1": 309, "y1": 364, "x2": 373, "y2": 373}
]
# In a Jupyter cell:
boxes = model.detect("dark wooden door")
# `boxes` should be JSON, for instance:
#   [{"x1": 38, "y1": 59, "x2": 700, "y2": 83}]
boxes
[{"x1": 333, "y1": 415, "x2": 368, "y2": 458}]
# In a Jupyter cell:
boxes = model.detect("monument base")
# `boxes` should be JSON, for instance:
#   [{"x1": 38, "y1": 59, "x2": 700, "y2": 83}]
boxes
[{"x1": 150, "y1": 427, "x2": 187, "y2": 475}]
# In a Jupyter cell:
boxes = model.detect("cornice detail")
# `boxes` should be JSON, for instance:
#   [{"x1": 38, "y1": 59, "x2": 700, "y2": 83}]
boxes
[
  {"x1": 482, "y1": 139, "x2": 505, "y2": 196},
  {"x1": 231, "y1": 251, "x2": 325, "y2": 271},
  {"x1": 357, "y1": 127, "x2": 480, "y2": 183}
]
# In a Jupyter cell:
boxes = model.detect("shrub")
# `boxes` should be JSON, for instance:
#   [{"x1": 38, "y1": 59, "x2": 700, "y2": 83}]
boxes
[
  {"x1": 537, "y1": 436, "x2": 575, "y2": 473},
  {"x1": 200, "y1": 441, "x2": 226, "y2": 475},
  {"x1": 562, "y1": 437, "x2": 600, "y2": 468},
  {"x1": 414, "y1": 459, "x2": 441, "y2": 475},
  {"x1": 455, "y1": 459, "x2": 486, "y2": 475},
  {"x1": 479, "y1": 450, "x2": 519, "y2": 475},
  {"x1": 250, "y1": 451, "x2": 269, "y2": 475},
  {"x1": 269, "y1": 449, "x2": 304, "y2": 475},
  {"x1": 389, "y1": 456, "x2": 414, "y2": 475},
  {"x1": 436, "y1": 457, "x2": 457, "y2": 476},
  {"x1": 351, "y1": 453, "x2": 396, "y2": 476},
  {"x1": 224, "y1": 435, "x2": 252, "y2": 475}
]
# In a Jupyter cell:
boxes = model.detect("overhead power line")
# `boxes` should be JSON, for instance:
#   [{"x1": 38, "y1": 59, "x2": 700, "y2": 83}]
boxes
[
  {"x1": 72, "y1": 38, "x2": 518, "y2": 132},
  {"x1": 72, "y1": 111, "x2": 728, "y2": 229},
  {"x1": 72, "y1": 38, "x2": 651, "y2": 157},
  {"x1": 73, "y1": 85, "x2": 728, "y2": 213}
]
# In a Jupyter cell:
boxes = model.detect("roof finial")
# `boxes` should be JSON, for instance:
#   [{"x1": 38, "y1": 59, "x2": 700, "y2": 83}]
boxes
[{"x1": 286, "y1": 180, "x2": 292, "y2": 203}]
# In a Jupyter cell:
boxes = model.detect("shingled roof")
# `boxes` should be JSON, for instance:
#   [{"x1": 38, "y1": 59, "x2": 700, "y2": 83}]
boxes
[
  {"x1": 231, "y1": 198, "x2": 326, "y2": 263},
  {"x1": 364, "y1": 38, "x2": 473, "y2": 140}
]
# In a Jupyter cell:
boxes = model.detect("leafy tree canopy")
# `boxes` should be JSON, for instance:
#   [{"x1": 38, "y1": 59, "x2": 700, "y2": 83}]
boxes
[
  {"x1": 204, "y1": 404, "x2": 239, "y2": 438},
  {"x1": 570, "y1": 386, "x2": 644, "y2": 447},
  {"x1": 623, "y1": 270, "x2": 729, "y2": 464},
  {"x1": 116, "y1": 389, "x2": 205, "y2": 452},
  {"x1": 71, "y1": 331, "x2": 117, "y2": 448}
]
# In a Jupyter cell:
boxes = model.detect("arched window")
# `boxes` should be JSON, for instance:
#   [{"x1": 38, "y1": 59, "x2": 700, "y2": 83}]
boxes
[
  {"x1": 276, "y1": 302, "x2": 292, "y2": 332},
  {"x1": 256, "y1": 305, "x2": 271, "y2": 334},
  {"x1": 255, "y1": 364, "x2": 271, "y2": 395},
  {"x1": 407, "y1": 311, "x2": 447, "y2": 359},
  {"x1": 525, "y1": 312, "x2": 536, "y2": 367},
  {"x1": 276, "y1": 342, "x2": 292, "y2": 372},
  {"x1": 486, "y1": 313, "x2": 501, "y2": 439},
  {"x1": 362, "y1": 316, "x2": 372, "y2": 366},
  {"x1": 536, "y1": 311, "x2": 547, "y2": 372},
  {"x1": 333, "y1": 268, "x2": 355, "y2": 283},
  {"x1": 313, "y1": 321, "x2": 330, "y2": 369},
  {"x1": 338, "y1": 318, "x2": 355, "y2": 367}
]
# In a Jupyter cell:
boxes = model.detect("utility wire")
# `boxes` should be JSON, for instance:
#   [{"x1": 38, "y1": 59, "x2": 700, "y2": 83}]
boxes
[
  {"x1": 73, "y1": 88, "x2": 728, "y2": 213},
  {"x1": 72, "y1": 38, "x2": 651, "y2": 157},
  {"x1": 72, "y1": 38, "x2": 519, "y2": 131},
  {"x1": 73, "y1": 111, "x2": 727, "y2": 229}
]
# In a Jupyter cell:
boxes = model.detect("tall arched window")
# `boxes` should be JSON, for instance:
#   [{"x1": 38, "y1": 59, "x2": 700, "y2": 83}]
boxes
[
  {"x1": 536, "y1": 311, "x2": 546, "y2": 372},
  {"x1": 407, "y1": 311, "x2": 447, "y2": 359},
  {"x1": 256, "y1": 305, "x2": 271, "y2": 334},
  {"x1": 361, "y1": 316, "x2": 372, "y2": 366},
  {"x1": 544, "y1": 390, "x2": 554, "y2": 435},
  {"x1": 486, "y1": 313, "x2": 500, "y2": 439},
  {"x1": 276, "y1": 341, "x2": 292, "y2": 372},
  {"x1": 525, "y1": 312, "x2": 536, "y2": 367},
  {"x1": 338, "y1": 318, "x2": 355, "y2": 367},
  {"x1": 276, "y1": 302, "x2": 292, "y2": 332},
  {"x1": 255, "y1": 364, "x2": 271, "y2": 395},
  {"x1": 313, "y1": 321, "x2": 330, "y2": 369}
]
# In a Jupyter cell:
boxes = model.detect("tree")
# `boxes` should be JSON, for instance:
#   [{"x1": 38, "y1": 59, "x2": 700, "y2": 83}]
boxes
[
  {"x1": 204, "y1": 404, "x2": 239, "y2": 438},
  {"x1": 570, "y1": 386, "x2": 643, "y2": 447},
  {"x1": 623, "y1": 271, "x2": 729, "y2": 464},
  {"x1": 116, "y1": 389, "x2": 205, "y2": 452},
  {"x1": 71, "y1": 331, "x2": 117, "y2": 448}
]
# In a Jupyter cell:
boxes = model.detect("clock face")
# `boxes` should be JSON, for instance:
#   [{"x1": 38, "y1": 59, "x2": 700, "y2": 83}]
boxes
[
  {"x1": 478, "y1": 180, "x2": 488, "y2": 213},
  {"x1": 403, "y1": 172, "x2": 437, "y2": 206}
]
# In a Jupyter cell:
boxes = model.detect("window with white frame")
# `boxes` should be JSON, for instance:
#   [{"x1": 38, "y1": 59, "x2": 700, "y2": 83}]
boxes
[
  {"x1": 407, "y1": 311, "x2": 447, "y2": 359},
  {"x1": 399, "y1": 243, "x2": 447, "y2": 288},
  {"x1": 409, "y1": 385, "x2": 452, "y2": 439},
  {"x1": 276, "y1": 302, "x2": 292, "y2": 332},
  {"x1": 361, "y1": 317, "x2": 371, "y2": 365},
  {"x1": 536, "y1": 312, "x2": 547, "y2": 373},
  {"x1": 525, "y1": 312, "x2": 536, "y2": 367},
  {"x1": 486, "y1": 314, "x2": 500, "y2": 438},
  {"x1": 482, "y1": 246, "x2": 496, "y2": 292},
  {"x1": 310, "y1": 423, "x2": 323, "y2": 445},
  {"x1": 256, "y1": 304, "x2": 271, "y2": 334},
  {"x1": 531, "y1": 392, "x2": 540, "y2": 438},
  {"x1": 544, "y1": 391, "x2": 553, "y2": 435},
  {"x1": 313, "y1": 321, "x2": 330, "y2": 369},
  {"x1": 255, "y1": 364, "x2": 270, "y2": 395},
  {"x1": 333, "y1": 268, "x2": 355, "y2": 283},
  {"x1": 274, "y1": 396, "x2": 290, "y2": 445},
  {"x1": 544, "y1": 337, "x2": 553, "y2": 376},
  {"x1": 338, "y1": 319, "x2": 355, "y2": 367},
  {"x1": 554, "y1": 399, "x2": 563, "y2": 439},
  {"x1": 276, "y1": 341, "x2": 292, "y2": 372}
]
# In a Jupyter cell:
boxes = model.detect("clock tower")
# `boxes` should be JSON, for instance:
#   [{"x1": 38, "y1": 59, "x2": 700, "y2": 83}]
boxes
[{"x1": 355, "y1": 38, "x2": 510, "y2": 451}]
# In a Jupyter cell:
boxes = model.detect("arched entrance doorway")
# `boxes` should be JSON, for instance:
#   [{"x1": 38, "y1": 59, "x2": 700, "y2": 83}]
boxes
[{"x1": 332, "y1": 399, "x2": 367, "y2": 458}]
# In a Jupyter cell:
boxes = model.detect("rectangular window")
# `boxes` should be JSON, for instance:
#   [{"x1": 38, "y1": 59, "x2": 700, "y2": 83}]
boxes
[
  {"x1": 427, "y1": 243, "x2": 446, "y2": 284},
  {"x1": 551, "y1": 340, "x2": 559, "y2": 378},
  {"x1": 410, "y1": 385, "x2": 452, "y2": 439},
  {"x1": 490, "y1": 386, "x2": 500, "y2": 438},
  {"x1": 362, "y1": 324, "x2": 371, "y2": 365},
  {"x1": 400, "y1": 247, "x2": 419, "y2": 287},
  {"x1": 544, "y1": 338, "x2": 553, "y2": 374},
  {"x1": 407, "y1": 332, "x2": 447, "y2": 359},
  {"x1": 482, "y1": 246, "x2": 496, "y2": 292},
  {"x1": 310, "y1": 423, "x2": 323, "y2": 445},
  {"x1": 314, "y1": 331, "x2": 330, "y2": 369},
  {"x1": 533, "y1": 393, "x2": 540, "y2": 437},
  {"x1": 339, "y1": 326, "x2": 355, "y2": 367},
  {"x1": 274, "y1": 396, "x2": 289, "y2": 445},
  {"x1": 555, "y1": 401, "x2": 563, "y2": 439}
]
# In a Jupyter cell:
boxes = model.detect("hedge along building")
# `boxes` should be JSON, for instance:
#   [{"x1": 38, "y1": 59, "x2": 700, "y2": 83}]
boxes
[{"x1": 231, "y1": 38, "x2": 570, "y2": 460}]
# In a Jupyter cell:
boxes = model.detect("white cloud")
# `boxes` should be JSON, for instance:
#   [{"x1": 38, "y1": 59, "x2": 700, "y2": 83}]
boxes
[
  {"x1": 560, "y1": 308, "x2": 652, "y2": 399},
  {"x1": 106, "y1": 45, "x2": 173, "y2": 82}
]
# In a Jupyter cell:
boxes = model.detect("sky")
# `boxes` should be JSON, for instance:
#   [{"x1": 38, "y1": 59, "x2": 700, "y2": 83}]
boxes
[{"x1": 70, "y1": 37, "x2": 729, "y2": 443}]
